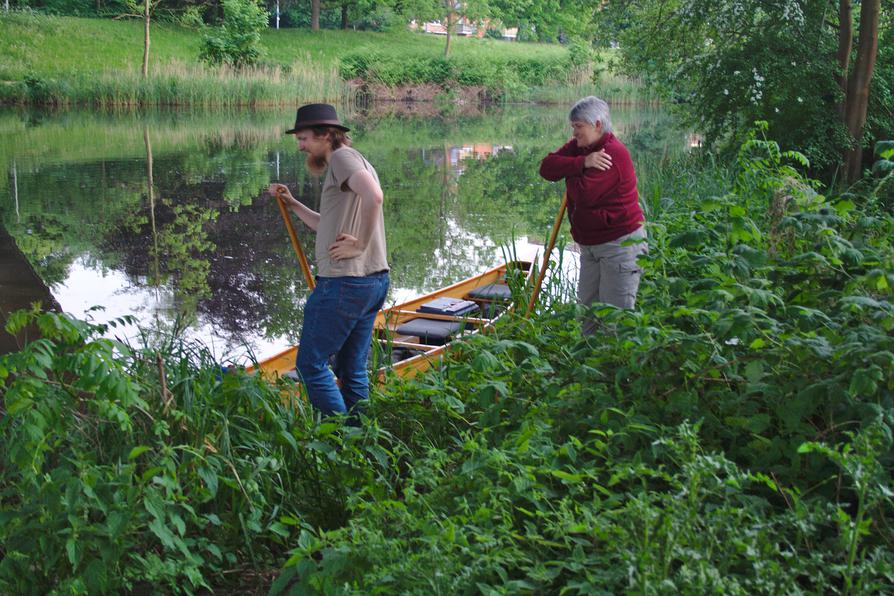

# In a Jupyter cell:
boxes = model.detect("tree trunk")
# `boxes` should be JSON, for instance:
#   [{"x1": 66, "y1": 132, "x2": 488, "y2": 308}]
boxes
[
  {"x1": 444, "y1": 13, "x2": 453, "y2": 58},
  {"x1": 311, "y1": 0, "x2": 320, "y2": 31},
  {"x1": 843, "y1": 0, "x2": 880, "y2": 182},
  {"x1": 341, "y1": 3, "x2": 348, "y2": 29},
  {"x1": 835, "y1": 0, "x2": 852, "y2": 117},
  {"x1": 142, "y1": 0, "x2": 150, "y2": 78}
]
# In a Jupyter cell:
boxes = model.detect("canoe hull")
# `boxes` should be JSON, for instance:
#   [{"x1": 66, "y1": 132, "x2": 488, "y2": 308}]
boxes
[{"x1": 252, "y1": 260, "x2": 532, "y2": 382}]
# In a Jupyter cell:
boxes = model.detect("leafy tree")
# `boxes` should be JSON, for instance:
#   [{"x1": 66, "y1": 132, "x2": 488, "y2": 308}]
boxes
[
  {"x1": 394, "y1": 0, "x2": 492, "y2": 57},
  {"x1": 200, "y1": 0, "x2": 269, "y2": 67},
  {"x1": 277, "y1": 0, "x2": 394, "y2": 30},
  {"x1": 332, "y1": 0, "x2": 354, "y2": 28},
  {"x1": 491, "y1": 0, "x2": 596, "y2": 42},
  {"x1": 608, "y1": 0, "x2": 890, "y2": 180}
]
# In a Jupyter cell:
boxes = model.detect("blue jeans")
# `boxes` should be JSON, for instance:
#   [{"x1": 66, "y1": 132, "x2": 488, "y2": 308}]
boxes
[{"x1": 296, "y1": 272, "x2": 389, "y2": 416}]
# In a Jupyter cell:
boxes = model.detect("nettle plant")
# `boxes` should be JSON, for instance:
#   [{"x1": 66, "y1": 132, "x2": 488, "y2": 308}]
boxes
[{"x1": 0, "y1": 308, "x2": 401, "y2": 593}]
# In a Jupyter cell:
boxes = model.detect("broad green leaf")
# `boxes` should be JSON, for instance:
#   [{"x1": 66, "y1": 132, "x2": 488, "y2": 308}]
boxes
[
  {"x1": 148, "y1": 517, "x2": 177, "y2": 550},
  {"x1": 128, "y1": 446, "x2": 151, "y2": 461},
  {"x1": 206, "y1": 543, "x2": 223, "y2": 560},
  {"x1": 833, "y1": 199, "x2": 856, "y2": 216},
  {"x1": 848, "y1": 366, "x2": 883, "y2": 397},
  {"x1": 205, "y1": 513, "x2": 222, "y2": 526},
  {"x1": 873, "y1": 159, "x2": 894, "y2": 177},
  {"x1": 797, "y1": 442, "x2": 818, "y2": 454},
  {"x1": 746, "y1": 413, "x2": 771, "y2": 433},
  {"x1": 316, "y1": 422, "x2": 339, "y2": 436},
  {"x1": 198, "y1": 467, "x2": 219, "y2": 498},
  {"x1": 144, "y1": 493, "x2": 166, "y2": 522},
  {"x1": 744, "y1": 360, "x2": 765, "y2": 382},
  {"x1": 5, "y1": 392, "x2": 34, "y2": 416},
  {"x1": 875, "y1": 140, "x2": 894, "y2": 159},
  {"x1": 307, "y1": 440, "x2": 336, "y2": 457},
  {"x1": 277, "y1": 430, "x2": 298, "y2": 451},
  {"x1": 550, "y1": 470, "x2": 583, "y2": 483},
  {"x1": 472, "y1": 350, "x2": 501, "y2": 372},
  {"x1": 66, "y1": 537, "x2": 81, "y2": 568},
  {"x1": 107, "y1": 511, "x2": 128, "y2": 537},
  {"x1": 170, "y1": 512, "x2": 186, "y2": 536}
]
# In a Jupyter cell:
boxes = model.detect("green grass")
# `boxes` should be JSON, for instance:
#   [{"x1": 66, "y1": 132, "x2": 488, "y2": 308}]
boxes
[
  {"x1": 0, "y1": 12, "x2": 202, "y2": 79},
  {"x1": 0, "y1": 13, "x2": 565, "y2": 95},
  {"x1": 0, "y1": 12, "x2": 567, "y2": 80},
  {"x1": 0, "y1": 12, "x2": 649, "y2": 106}
]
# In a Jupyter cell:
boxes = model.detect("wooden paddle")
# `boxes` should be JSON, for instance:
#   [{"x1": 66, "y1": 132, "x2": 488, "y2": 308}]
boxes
[
  {"x1": 274, "y1": 189, "x2": 316, "y2": 290},
  {"x1": 525, "y1": 191, "x2": 567, "y2": 318}
]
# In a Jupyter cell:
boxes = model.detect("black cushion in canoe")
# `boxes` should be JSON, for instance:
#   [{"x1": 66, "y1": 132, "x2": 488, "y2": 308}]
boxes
[
  {"x1": 467, "y1": 283, "x2": 512, "y2": 301},
  {"x1": 418, "y1": 297, "x2": 479, "y2": 316},
  {"x1": 395, "y1": 318, "x2": 462, "y2": 345}
]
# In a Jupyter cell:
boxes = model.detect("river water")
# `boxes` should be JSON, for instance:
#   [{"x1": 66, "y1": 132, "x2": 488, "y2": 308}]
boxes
[{"x1": 0, "y1": 103, "x2": 684, "y2": 361}]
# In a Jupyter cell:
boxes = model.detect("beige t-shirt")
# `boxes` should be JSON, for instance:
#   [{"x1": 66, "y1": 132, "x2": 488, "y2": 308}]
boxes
[{"x1": 315, "y1": 146, "x2": 389, "y2": 277}]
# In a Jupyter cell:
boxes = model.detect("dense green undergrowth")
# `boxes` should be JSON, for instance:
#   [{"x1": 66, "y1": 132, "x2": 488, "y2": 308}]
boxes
[{"x1": 2, "y1": 130, "x2": 894, "y2": 593}]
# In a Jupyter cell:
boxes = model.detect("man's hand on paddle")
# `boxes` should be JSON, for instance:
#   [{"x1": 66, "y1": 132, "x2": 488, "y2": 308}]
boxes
[
  {"x1": 268, "y1": 183, "x2": 321, "y2": 231},
  {"x1": 268, "y1": 183, "x2": 297, "y2": 204},
  {"x1": 329, "y1": 233, "x2": 363, "y2": 261}
]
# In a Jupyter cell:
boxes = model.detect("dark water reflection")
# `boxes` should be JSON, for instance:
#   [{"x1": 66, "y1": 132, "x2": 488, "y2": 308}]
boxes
[{"x1": 0, "y1": 104, "x2": 685, "y2": 361}]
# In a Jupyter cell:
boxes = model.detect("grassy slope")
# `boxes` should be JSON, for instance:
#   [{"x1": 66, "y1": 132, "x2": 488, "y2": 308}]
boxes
[{"x1": 0, "y1": 13, "x2": 567, "y2": 81}]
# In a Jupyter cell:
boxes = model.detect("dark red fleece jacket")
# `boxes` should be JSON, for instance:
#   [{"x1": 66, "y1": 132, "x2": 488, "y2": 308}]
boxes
[{"x1": 539, "y1": 133, "x2": 644, "y2": 245}]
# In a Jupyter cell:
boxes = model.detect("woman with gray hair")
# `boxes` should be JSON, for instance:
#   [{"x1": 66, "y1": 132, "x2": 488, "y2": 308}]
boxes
[{"x1": 539, "y1": 96, "x2": 647, "y2": 335}]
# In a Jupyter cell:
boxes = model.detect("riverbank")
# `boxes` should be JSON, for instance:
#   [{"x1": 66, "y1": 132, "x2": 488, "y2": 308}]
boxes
[
  {"x1": 0, "y1": 12, "x2": 649, "y2": 107},
  {"x1": 2, "y1": 132, "x2": 893, "y2": 592}
]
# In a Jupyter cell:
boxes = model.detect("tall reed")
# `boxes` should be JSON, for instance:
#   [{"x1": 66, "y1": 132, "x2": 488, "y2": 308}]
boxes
[{"x1": 11, "y1": 59, "x2": 353, "y2": 108}]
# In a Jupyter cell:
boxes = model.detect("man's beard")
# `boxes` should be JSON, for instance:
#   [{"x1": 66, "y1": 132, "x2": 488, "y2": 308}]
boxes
[{"x1": 305, "y1": 153, "x2": 328, "y2": 175}]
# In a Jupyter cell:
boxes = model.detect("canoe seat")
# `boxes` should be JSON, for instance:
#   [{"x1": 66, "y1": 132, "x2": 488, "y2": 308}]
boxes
[
  {"x1": 418, "y1": 297, "x2": 479, "y2": 316},
  {"x1": 467, "y1": 283, "x2": 512, "y2": 302},
  {"x1": 395, "y1": 318, "x2": 462, "y2": 345}
]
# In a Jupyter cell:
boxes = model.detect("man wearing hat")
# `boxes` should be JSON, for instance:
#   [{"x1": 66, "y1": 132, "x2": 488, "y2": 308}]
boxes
[{"x1": 268, "y1": 103, "x2": 389, "y2": 418}]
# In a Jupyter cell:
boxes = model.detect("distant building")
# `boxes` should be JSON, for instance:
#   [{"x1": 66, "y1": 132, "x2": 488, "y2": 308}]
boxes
[{"x1": 409, "y1": 18, "x2": 518, "y2": 41}]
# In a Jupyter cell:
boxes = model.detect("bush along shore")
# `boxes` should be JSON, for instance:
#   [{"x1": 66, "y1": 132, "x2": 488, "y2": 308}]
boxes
[
  {"x1": 0, "y1": 12, "x2": 645, "y2": 108},
  {"x1": 2, "y1": 130, "x2": 893, "y2": 593}
]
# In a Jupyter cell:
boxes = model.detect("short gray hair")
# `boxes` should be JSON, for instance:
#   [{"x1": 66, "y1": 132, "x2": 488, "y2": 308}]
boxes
[{"x1": 569, "y1": 96, "x2": 613, "y2": 133}]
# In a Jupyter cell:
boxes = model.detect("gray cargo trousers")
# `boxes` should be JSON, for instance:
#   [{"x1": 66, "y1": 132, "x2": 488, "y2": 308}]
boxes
[{"x1": 578, "y1": 226, "x2": 648, "y2": 336}]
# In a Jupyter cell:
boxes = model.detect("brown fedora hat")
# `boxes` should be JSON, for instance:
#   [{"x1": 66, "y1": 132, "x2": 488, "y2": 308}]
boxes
[{"x1": 285, "y1": 103, "x2": 350, "y2": 134}]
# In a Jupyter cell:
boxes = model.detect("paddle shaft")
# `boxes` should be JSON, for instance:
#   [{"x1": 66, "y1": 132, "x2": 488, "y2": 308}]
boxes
[
  {"x1": 275, "y1": 191, "x2": 316, "y2": 290},
  {"x1": 525, "y1": 192, "x2": 567, "y2": 318}
]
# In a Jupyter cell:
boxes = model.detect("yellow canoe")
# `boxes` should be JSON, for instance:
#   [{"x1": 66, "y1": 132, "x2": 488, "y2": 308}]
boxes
[{"x1": 252, "y1": 260, "x2": 533, "y2": 383}]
